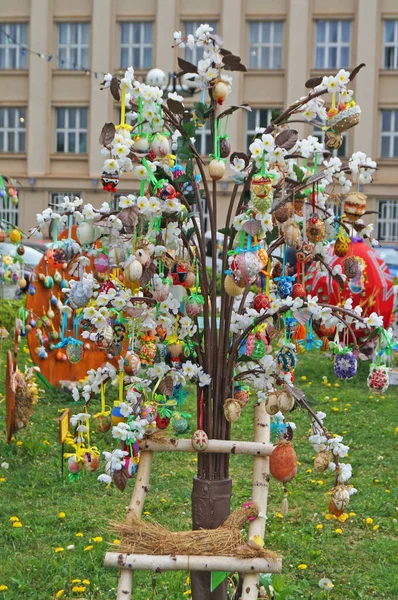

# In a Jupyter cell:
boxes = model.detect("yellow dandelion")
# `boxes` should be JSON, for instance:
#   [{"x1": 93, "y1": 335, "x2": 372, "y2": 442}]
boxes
[
  {"x1": 335, "y1": 528, "x2": 343, "y2": 534},
  {"x1": 0, "y1": 585, "x2": 9, "y2": 591},
  {"x1": 349, "y1": 512, "x2": 356, "y2": 517},
  {"x1": 297, "y1": 461, "x2": 301, "y2": 465},
  {"x1": 71, "y1": 579, "x2": 81, "y2": 584},
  {"x1": 395, "y1": 427, "x2": 398, "y2": 434},
  {"x1": 316, "y1": 524, "x2": 323, "y2": 530},
  {"x1": 317, "y1": 480, "x2": 324, "y2": 485},
  {"x1": 92, "y1": 536, "x2": 103, "y2": 543},
  {"x1": 369, "y1": 395, "x2": 374, "y2": 399},
  {"x1": 58, "y1": 512, "x2": 66, "y2": 519},
  {"x1": 325, "y1": 513, "x2": 336, "y2": 520},
  {"x1": 10, "y1": 517, "x2": 19, "y2": 522},
  {"x1": 301, "y1": 376, "x2": 307, "y2": 381},
  {"x1": 143, "y1": 511, "x2": 151, "y2": 515},
  {"x1": 84, "y1": 545, "x2": 93, "y2": 552},
  {"x1": 55, "y1": 590, "x2": 64, "y2": 598},
  {"x1": 54, "y1": 547, "x2": 64, "y2": 553},
  {"x1": 298, "y1": 564, "x2": 308, "y2": 570},
  {"x1": 275, "y1": 512, "x2": 284, "y2": 518},
  {"x1": 373, "y1": 525, "x2": 379, "y2": 531},
  {"x1": 113, "y1": 539, "x2": 121, "y2": 545},
  {"x1": 193, "y1": 457, "x2": 198, "y2": 463},
  {"x1": 43, "y1": 440, "x2": 51, "y2": 445},
  {"x1": 71, "y1": 586, "x2": 86, "y2": 593},
  {"x1": 75, "y1": 532, "x2": 84, "y2": 537},
  {"x1": 338, "y1": 513, "x2": 349, "y2": 522},
  {"x1": 385, "y1": 489, "x2": 391, "y2": 493},
  {"x1": 16, "y1": 441, "x2": 23, "y2": 446},
  {"x1": 82, "y1": 579, "x2": 90, "y2": 585},
  {"x1": 160, "y1": 498, "x2": 167, "y2": 503},
  {"x1": 183, "y1": 591, "x2": 192, "y2": 596},
  {"x1": 365, "y1": 518, "x2": 373, "y2": 524},
  {"x1": 13, "y1": 521, "x2": 22, "y2": 528},
  {"x1": 306, "y1": 469, "x2": 312, "y2": 473},
  {"x1": 0, "y1": 478, "x2": 6, "y2": 483},
  {"x1": 332, "y1": 407, "x2": 339, "y2": 412}
]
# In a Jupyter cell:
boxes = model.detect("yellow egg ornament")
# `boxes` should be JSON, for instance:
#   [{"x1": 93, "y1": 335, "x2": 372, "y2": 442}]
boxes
[{"x1": 9, "y1": 229, "x2": 21, "y2": 244}]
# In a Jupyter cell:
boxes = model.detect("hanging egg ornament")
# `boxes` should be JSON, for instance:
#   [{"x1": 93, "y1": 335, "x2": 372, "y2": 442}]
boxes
[
  {"x1": 343, "y1": 256, "x2": 360, "y2": 279},
  {"x1": 325, "y1": 130, "x2": 343, "y2": 149},
  {"x1": 235, "y1": 389, "x2": 250, "y2": 407},
  {"x1": 95, "y1": 325, "x2": 114, "y2": 349},
  {"x1": 344, "y1": 191, "x2": 367, "y2": 222},
  {"x1": 123, "y1": 352, "x2": 141, "y2": 376},
  {"x1": 77, "y1": 222, "x2": 96, "y2": 245},
  {"x1": 17, "y1": 244, "x2": 25, "y2": 256},
  {"x1": 157, "y1": 181, "x2": 179, "y2": 200},
  {"x1": 94, "y1": 413, "x2": 112, "y2": 433},
  {"x1": 150, "y1": 133, "x2": 171, "y2": 158},
  {"x1": 191, "y1": 429, "x2": 209, "y2": 452},
  {"x1": 124, "y1": 259, "x2": 143, "y2": 283},
  {"x1": 152, "y1": 275, "x2": 172, "y2": 302},
  {"x1": 219, "y1": 137, "x2": 231, "y2": 158},
  {"x1": 253, "y1": 293, "x2": 270, "y2": 312},
  {"x1": 274, "y1": 203, "x2": 293, "y2": 224},
  {"x1": 139, "y1": 336, "x2": 157, "y2": 364},
  {"x1": 208, "y1": 159, "x2": 225, "y2": 181},
  {"x1": 314, "y1": 450, "x2": 332, "y2": 472},
  {"x1": 94, "y1": 252, "x2": 109, "y2": 274},
  {"x1": 234, "y1": 252, "x2": 263, "y2": 281},
  {"x1": 141, "y1": 405, "x2": 157, "y2": 423},
  {"x1": 251, "y1": 337, "x2": 267, "y2": 360},
  {"x1": 0, "y1": 229, "x2": 6, "y2": 243},
  {"x1": 167, "y1": 341, "x2": 184, "y2": 358},
  {"x1": 18, "y1": 278, "x2": 27, "y2": 289},
  {"x1": 251, "y1": 174, "x2": 273, "y2": 213},
  {"x1": 224, "y1": 275, "x2": 244, "y2": 297},
  {"x1": 9, "y1": 229, "x2": 21, "y2": 244},
  {"x1": 276, "y1": 345, "x2": 297, "y2": 372},
  {"x1": 28, "y1": 284, "x2": 36, "y2": 296},
  {"x1": 46, "y1": 247, "x2": 67, "y2": 268},
  {"x1": 171, "y1": 263, "x2": 196, "y2": 288},
  {"x1": 55, "y1": 349, "x2": 64, "y2": 361},
  {"x1": 329, "y1": 485, "x2": 350, "y2": 517},
  {"x1": 213, "y1": 81, "x2": 229, "y2": 105},
  {"x1": 334, "y1": 235, "x2": 349, "y2": 257},
  {"x1": 186, "y1": 295, "x2": 204, "y2": 317},
  {"x1": 367, "y1": 364, "x2": 389, "y2": 393},
  {"x1": 265, "y1": 391, "x2": 280, "y2": 416},
  {"x1": 284, "y1": 221, "x2": 301, "y2": 247},
  {"x1": 276, "y1": 277, "x2": 293, "y2": 299},
  {"x1": 296, "y1": 240, "x2": 314, "y2": 264},
  {"x1": 223, "y1": 398, "x2": 242, "y2": 423},
  {"x1": 292, "y1": 283, "x2": 306, "y2": 299},
  {"x1": 66, "y1": 342, "x2": 84, "y2": 364},
  {"x1": 135, "y1": 248, "x2": 151, "y2": 269},
  {"x1": 111, "y1": 405, "x2": 127, "y2": 426},
  {"x1": 101, "y1": 170, "x2": 119, "y2": 192},
  {"x1": 306, "y1": 215, "x2": 326, "y2": 243},
  {"x1": 53, "y1": 269, "x2": 62, "y2": 284},
  {"x1": 278, "y1": 390, "x2": 295, "y2": 413},
  {"x1": 43, "y1": 275, "x2": 54, "y2": 289},
  {"x1": 83, "y1": 453, "x2": 99, "y2": 473},
  {"x1": 155, "y1": 414, "x2": 170, "y2": 430},
  {"x1": 67, "y1": 456, "x2": 82, "y2": 473},
  {"x1": 172, "y1": 414, "x2": 189, "y2": 434},
  {"x1": 334, "y1": 351, "x2": 357, "y2": 380},
  {"x1": 269, "y1": 440, "x2": 297, "y2": 483},
  {"x1": 133, "y1": 135, "x2": 150, "y2": 152},
  {"x1": 69, "y1": 281, "x2": 93, "y2": 308}
]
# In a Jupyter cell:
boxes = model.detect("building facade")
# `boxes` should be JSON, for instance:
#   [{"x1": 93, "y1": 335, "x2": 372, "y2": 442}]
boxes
[{"x1": 0, "y1": 0, "x2": 398, "y2": 241}]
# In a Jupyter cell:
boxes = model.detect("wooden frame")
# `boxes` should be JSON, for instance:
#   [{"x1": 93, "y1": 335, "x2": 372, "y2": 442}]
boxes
[{"x1": 104, "y1": 405, "x2": 282, "y2": 600}]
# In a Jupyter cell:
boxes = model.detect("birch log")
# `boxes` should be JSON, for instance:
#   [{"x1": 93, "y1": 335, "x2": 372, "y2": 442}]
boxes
[
  {"x1": 241, "y1": 404, "x2": 273, "y2": 600},
  {"x1": 141, "y1": 438, "x2": 274, "y2": 456},
  {"x1": 116, "y1": 451, "x2": 153, "y2": 600},
  {"x1": 106, "y1": 553, "x2": 282, "y2": 574}
]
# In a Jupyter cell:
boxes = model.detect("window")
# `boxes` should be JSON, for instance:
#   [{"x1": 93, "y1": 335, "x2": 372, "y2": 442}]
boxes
[
  {"x1": 120, "y1": 22, "x2": 152, "y2": 69},
  {"x1": 0, "y1": 23, "x2": 27, "y2": 69},
  {"x1": 315, "y1": 20, "x2": 351, "y2": 69},
  {"x1": 384, "y1": 20, "x2": 398, "y2": 69},
  {"x1": 195, "y1": 121, "x2": 212, "y2": 155},
  {"x1": 312, "y1": 125, "x2": 347, "y2": 157},
  {"x1": 57, "y1": 23, "x2": 89, "y2": 69},
  {"x1": 380, "y1": 109, "x2": 398, "y2": 158},
  {"x1": 246, "y1": 108, "x2": 275, "y2": 149},
  {"x1": 0, "y1": 194, "x2": 19, "y2": 226},
  {"x1": 248, "y1": 21, "x2": 283, "y2": 69},
  {"x1": 0, "y1": 108, "x2": 26, "y2": 152},
  {"x1": 199, "y1": 196, "x2": 210, "y2": 233},
  {"x1": 377, "y1": 200, "x2": 398, "y2": 241},
  {"x1": 55, "y1": 108, "x2": 88, "y2": 154},
  {"x1": 183, "y1": 21, "x2": 217, "y2": 65}
]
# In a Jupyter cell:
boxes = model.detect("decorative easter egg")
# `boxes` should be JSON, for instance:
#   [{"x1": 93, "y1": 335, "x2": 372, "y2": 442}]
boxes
[
  {"x1": 172, "y1": 414, "x2": 189, "y2": 434},
  {"x1": 276, "y1": 345, "x2": 297, "y2": 372},
  {"x1": 101, "y1": 170, "x2": 119, "y2": 192},
  {"x1": 167, "y1": 342, "x2": 184, "y2": 358},
  {"x1": 0, "y1": 229, "x2": 6, "y2": 243},
  {"x1": 251, "y1": 338, "x2": 267, "y2": 360},
  {"x1": 186, "y1": 296, "x2": 204, "y2": 317},
  {"x1": 276, "y1": 277, "x2": 293, "y2": 299},
  {"x1": 67, "y1": 456, "x2": 82, "y2": 473},
  {"x1": 17, "y1": 244, "x2": 25, "y2": 256},
  {"x1": 208, "y1": 159, "x2": 225, "y2": 181},
  {"x1": 123, "y1": 352, "x2": 141, "y2": 376},
  {"x1": 270, "y1": 441, "x2": 297, "y2": 483},
  {"x1": 344, "y1": 191, "x2": 367, "y2": 222},
  {"x1": 94, "y1": 414, "x2": 112, "y2": 433},
  {"x1": 83, "y1": 452, "x2": 99, "y2": 472},
  {"x1": 171, "y1": 263, "x2": 195, "y2": 288},
  {"x1": 77, "y1": 222, "x2": 96, "y2": 245},
  {"x1": 329, "y1": 485, "x2": 350, "y2": 516},
  {"x1": 46, "y1": 247, "x2": 67, "y2": 268},
  {"x1": 343, "y1": 256, "x2": 360, "y2": 279},
  {"x1": 251, "y1": 174, "x2": 273, "y2": 202},
  {"x1": 155, "y1": 414, "x2": 170, "y2": 430},
  {"x1": 234, "y1": 252, "x2": 263, "y2": 280},
  {"x1": 43, "y1": 275, "x2": 54, "y2": 289},
  {"x1": 325, "y1": 130, "x2": 343, "y2": 149},
  {"x1": 111, "y1": 405, "x2": 126, "y2": 426},
  {"x1": 69, "y1": 281, "x2": 93, "y2": 308},
  {"x1": 334, "y1": 352, "x2": 357, "y2": 380},
  {"x1": 94, "y1": 252, "x2": 109, "y2": 274},
  {"x1": 235, "y1": 389, "x2": 249, "y2": 407},
  {"x1": 296, "y1": 241, "x2": 314, "y2": 264},
  {"x1": 213, "y1": 81, "x2": 229, "y2": 105},
  {"x1": 367, "y1": 364, "x2": 389, "y2": 393},
  {"x1": 150, "y1": 133, "x2": 171, "y2": 158},
  {"x1": 224, "y1": 275, "x2": 244, "y2": 297},
  {"x1": 157, "y1": 181, "x2": 179, "y2": 200},
  {"x1": 314, "y1": 450, "x2": 332, "y2": 472},
  {"x1": 133, "y1": 135, "x2": 150, "y2": 152},
  {"x1": 306, "y1": 216, "x2": 326, "y2": 243},
  {"x1": 265, "y1": 391, "x2": 280, "y2": 416},
  {"x1": 28, "y1": 284, "x2": 36, "y2": 296},
  {"x1": 274, "y1": 203, "x2": 293, "y2": 224},
  {"x1": 66, "y1": 342, "x2": 84, "y2": 364},
  {"x1": 124, "y1": 259, "x2": 143, "y2": 283},
  {"x1": 278, "y1": 390, "x2": 295, "y2": 413},
  {"x1": 135, "y1": 248, "x2": 151, "y2": 268},
  {"x1": 253, "y1": 293, "x2": 270, "y2": 312},
  {"x1": 9, "y1": 229, "x2": 21, "y2": 244},
  {"x1": 139, "y1": 339, "x2": 157, "y2": 364},
  {"x1": 223, "y1": 398, "x2": 241, "y2": 423},
  {"x1": 95, "y1": 325, "x2": 114, "y2": 349},
  {"x1": 191, "y1": 429, "x2": 209, "y2": 452},
  {"x1": 334, "y1": 235, "x2": 349, "y2": 258},
  {"x1": 292, "y1": 283, "x2": 306, "y2": 299},
  {"x1": 53, "y1": 270, "x2": 62, "y2": 284},
  {"x1": 219, "y1": 137, "x2": 231, "y2": 158},
  {"x1": 141, "y1": 405, "x2": 157, "y2": 423}
]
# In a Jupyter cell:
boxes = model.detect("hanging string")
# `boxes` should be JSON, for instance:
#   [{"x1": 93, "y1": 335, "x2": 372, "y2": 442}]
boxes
[
  {"x1": 199, "y1": 390, "x2": 204, "y2": 430},
  {"x1": 265, "y1": 258, "x2": 271, "y2": 298}
]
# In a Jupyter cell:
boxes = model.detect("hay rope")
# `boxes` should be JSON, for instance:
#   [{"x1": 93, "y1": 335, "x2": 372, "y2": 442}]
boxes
[{"x1": 111, "y1": 504, "x2": 279, "y2": 560}]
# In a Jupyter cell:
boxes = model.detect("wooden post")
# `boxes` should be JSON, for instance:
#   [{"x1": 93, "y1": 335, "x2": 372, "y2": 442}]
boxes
[
  {"x1": 116, "y1": 451, "x2": 153, "y2": 600},
  {"x1": 241, "y1": 403, "x2": 271, "y2": 600},
  {"x1": 141, "y1": 438, "x2": 274, "y2": 456}
]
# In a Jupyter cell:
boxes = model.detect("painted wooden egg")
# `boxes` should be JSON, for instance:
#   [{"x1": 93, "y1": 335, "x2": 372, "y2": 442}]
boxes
[
  {"x1": 83, "y1": 452, "x2": 99, "y2": 472},
  {"x1": 135, "y1": 248, "x2": 151, "y2": 269},
  {"x1": 150, "y1": 133, "x2": 171, "y2": 158},
  {"x1": 219, "y1": 137, "x2": 231, "y2": 158},
  {"x1": 67, "y1": 456, "x2": 82, "y2": 473},
  {"x1": 265, "y1": 391, "x2": 280, "y2": 415},
  {"x1": 9, "y1": 229, "x2": 21, "y2": 244},
  {"x1": 69, "y1": 281, "x2": 93, "y2": 308},
  {"x1": 66, "y1": 342, "x2": 84, "y2": 364},
  {"x1": 274, "y1": 203, "x2": 293, "y2": 224},
  {"x1": 269, "y1": 441, "x2": 297, "y2": 483},
  {"x1": 53, "y1": 270, "x2": 62, "y2": 284},
  {"x1": 213, "y1": 81, "x2": 229, "y2": 105},
  {"x1": 306, "y1": 216, "x2": 326, "y2": 243},
  {"x1": 344, "y1": 191, "x2": 367, "y2": 222},
  {"x1": 94, "y1": 252, "x2": 109, "y2": 274},
  {"x1": 55, "y1": 349, "x2": 65, "y2": 361},
  {"x1": 329, "y1": 485, "x2": 350, "y2": 516},
  {"x1": 343, "y1": 256, "x2": 360, "y2": 279},
  {"x1": 314, "y1": 450, "x2": 331, "y2": 472},
  {"x1": 253, "y1": 293, "x2": 270, "y2": 312},
  {"x1": 94, "y1": 414, "x2": 112, "y2": 433},
  {"x1": 155, "y1": 414, "x2": 170, "y2": 430},
  {"x1": 191, "y1": 429, "x2": 209, "y2": 452},
  {"x1": 43, "y1": 275, "x2": 54, "y2": 289},
  {"x1": 113, "y1": 320, "x2": 127, "y2": 345},
  {"x1": 139, "y1": 340, "x2": 157, "y2": 364},
  {"x1": 223, "y1": 399, "x2": 241, "y2": 423},
  {"x1": 224, "y1": 275, "x2": 244, "y2": 297},
  {"x1": 296, "y1": 240, "x2": 314, "y2": 264},
  {"x1": 77, "y1": 222, "x2": 96, "y2": 245},
  {"x1": 17, "y1": 244, "x2": 25, "y2": 256},
  {"x1": 172, "y1": 414, "x2": 189, "y2": 434},
  {"x1": 111, "y1": 405, "x2": 127, "y2": 425},
  {"x1": 141, "y1": 405, "x2": 157, "y2": 423},
  {"x1": 123, "y1": 352, "x2": 141, "y2": 376},
  {"x1": 278, "y1": 390, "x2": 295, "y2": 413},
  {"x1": 292, "y1": 283, "x2": 306, "y2": 299},
  {"x1": 276, "y1": 345, "x2": 297, "y2": 371},
  {"x1": 208, "y1": 159, "x2": 225, "y2": 181},
  {"x1": 251, "y1": 174, "x2": 273, "y2": 201},
  {"x1": 320, "y1": 323, "x2": 336, "y2": 337},
  {"x1": 152, "y1": 276, "x2": 172, "y2": 302},
  {"x1": 124, "y1": 259, "x2": 143, "y2": 283},
  {"x1": 95, "y1": 325, "x2": 114, "y2": 349},
  {"x1": 171, "y1": 263, "x2": 196, "y2": 288},
  {"x1": 334, "y1": 236, "x2": 349, "y2": 257},
  {"x1": 99, "y1": 280, "x2": 116, "y2": 294}
]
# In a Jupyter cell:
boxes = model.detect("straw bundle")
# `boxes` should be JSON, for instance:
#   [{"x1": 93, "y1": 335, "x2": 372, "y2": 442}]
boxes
[
  {"x1": 111, "y1": 504, "x2": 279, "y2": 560},
  {"x1": 14, "y1": 394, "x2": 34, "y2": 429}
]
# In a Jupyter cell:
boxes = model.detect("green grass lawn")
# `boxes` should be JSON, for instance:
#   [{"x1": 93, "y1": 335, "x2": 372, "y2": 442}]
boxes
[{"x1": 0, "y1": 342, "x2": 397, "y2": 600}]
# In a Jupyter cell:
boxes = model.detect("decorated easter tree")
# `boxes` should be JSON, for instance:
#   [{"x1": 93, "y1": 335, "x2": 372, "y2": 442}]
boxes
[{"x1": 31, "y1": 24, "x2": 394, "y2": 600}]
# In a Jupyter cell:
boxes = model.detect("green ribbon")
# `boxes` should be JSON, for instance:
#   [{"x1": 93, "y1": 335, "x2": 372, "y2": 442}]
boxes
[{"x1": 0, "y1": 174, "x2": 7, "y2": 208}]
